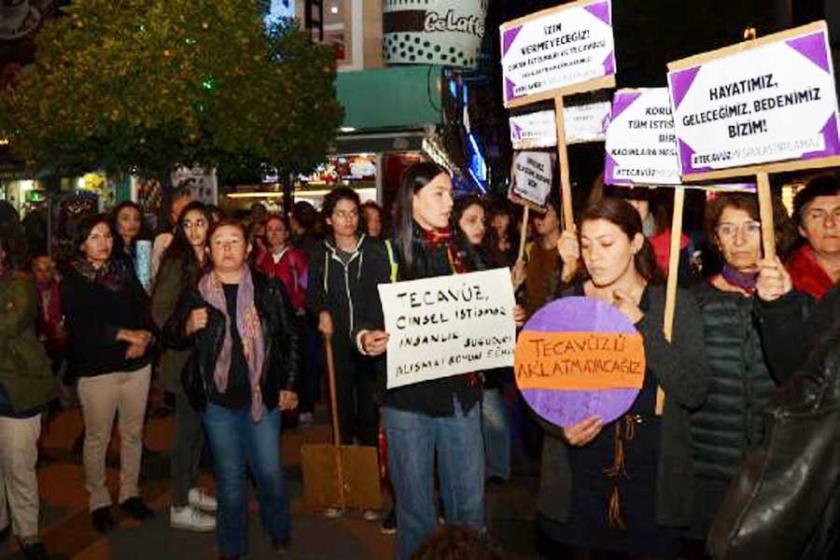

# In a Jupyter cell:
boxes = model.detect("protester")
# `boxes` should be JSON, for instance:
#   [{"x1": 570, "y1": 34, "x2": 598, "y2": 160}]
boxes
[
  {"x1": 362, "y1": 200, "x2": 385, "y2": 239},
  {"x1": 163, "y1": 219, "x2": 299, "y2": 559},
  {"x1": 451, "y1": 196, "x2": 512, "y2": 483},
  {"x1": 305, "y1": 187, "x2": 392, "y2": 519},
  {"x1": 537, "y1": 198, "x2": 709, "y2": 559},
  {"x1": 687, "y1": 193, "x2": 794, "y2": 544},
  {"x1": 291, "y1": 200, "x2": 322, "y2": 258},
  {"x1": 31, "y1": 256, "x2": 67, "y2": 373},
  {"x1": 0, "y1": 224, "x2": 57, "y2": 560},
  {"x1": 112, "y1": 201, "x2": 144, "y2": 262},
  {"x1": 256, "y1": 214, "x2": 311, "y2": 424},
  {"x1": 152, "y1": 189, "x2": 193, "y2": 278},
  {"x1": 787, "y1": 174, "x2": 840, "y2": 299},
  {"x1": 356, "y1": 163, "x2": 493, "y2": 559},
  {"x1": 61, "y1": 214, "x2": 156, "y2": 532},
  {"x1": 151, "y1": 201, "x2": 217, "y2": 532}
]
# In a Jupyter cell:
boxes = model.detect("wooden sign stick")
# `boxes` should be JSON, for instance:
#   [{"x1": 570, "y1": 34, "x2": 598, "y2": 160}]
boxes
[
  {"x1": 756, "y1": 171, "x2": 777, "y2": 261},
  {"x1": 553, "y1": 95, "x2": 575, "y2": 230},
  {"x1": 656, "y1": 187, "x2": 686, "y2": 415},
  {"x1": 518, "y1": 205, "x2": 530, "y2": 262}
]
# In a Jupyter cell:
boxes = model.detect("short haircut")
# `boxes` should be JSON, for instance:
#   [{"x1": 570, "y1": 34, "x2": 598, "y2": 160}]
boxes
[{"x1": 794, "y1": 174, "x2": 840, "y2": 226}]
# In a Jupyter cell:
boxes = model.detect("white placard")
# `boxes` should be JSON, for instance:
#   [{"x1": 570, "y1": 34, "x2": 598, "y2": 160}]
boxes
[
  {"x1": 605, "y1": 88, "x2": 680, "y2": 185},
  {"x1": 510, "y1": 102, "x2": 610, "y2": 149},
  {"x1": 512, "y1": 151, "x2": 554, "y2": 207},
  {"x1": 668, "y1": 24, "x2": 840, "y2": 175},
  {"x1": 379, "y1": 269, "x2": 516, "y2": 389},
  {"x1": 500, "y1": 0, "x2": 615, "y2": 106}
]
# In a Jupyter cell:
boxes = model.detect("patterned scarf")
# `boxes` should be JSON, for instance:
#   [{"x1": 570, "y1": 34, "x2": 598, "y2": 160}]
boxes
[
  {"x1": 198, "y1": 267, "x2": 266, "y2": 422},
  {"x1": 71, "y1": 257, "x2": 130, "y2": 292},
  {"x1": 420, "y1": 226, "x2": 467, "y2": 274}
]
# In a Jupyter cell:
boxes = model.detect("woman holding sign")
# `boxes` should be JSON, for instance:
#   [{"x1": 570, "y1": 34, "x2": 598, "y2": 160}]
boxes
[
  {"x1": 358, "y1": 163, "x2": 491, "y2": 559},
  {"x1": 537, "y1": 198, "x2": 709, "y2": 558}
]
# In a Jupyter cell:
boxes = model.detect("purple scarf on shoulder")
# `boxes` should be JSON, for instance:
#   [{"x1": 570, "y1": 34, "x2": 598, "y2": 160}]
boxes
[{"x1": 198, "y1": 267, "x2": 266, "y2": 422}]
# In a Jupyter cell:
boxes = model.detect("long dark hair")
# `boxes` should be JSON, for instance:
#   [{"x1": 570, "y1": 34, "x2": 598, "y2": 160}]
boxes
[
  {"x1": 111, "y1": 201, "x2": 144, "y2": 257},
  {"x1": 74, "y1": 213, "x2": 114, "y2": 257},
  {"x1": 158, "y1": 201, "x2": 212, "y2": 289},
  {"x1": 394, "y1": 161, "x2": 448, "y2": 276},
  {"x1": 577, "y1": 198, "x2": 664, "y2": 285},
  {"x1": 0, "y1": 201, "x2": 27, "y2": 271}
]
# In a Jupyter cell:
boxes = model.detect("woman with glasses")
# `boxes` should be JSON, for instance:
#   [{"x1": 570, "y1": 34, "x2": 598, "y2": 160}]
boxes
[
  {"x1": 687, "y1": 192, "x2": 795, "y2": 546},
  {"x1": 151, "y1": 201, "x2": 217, "y2": 532},
  {"x1": 164, "y1": 219, "x2": 299, "y2": 559}
]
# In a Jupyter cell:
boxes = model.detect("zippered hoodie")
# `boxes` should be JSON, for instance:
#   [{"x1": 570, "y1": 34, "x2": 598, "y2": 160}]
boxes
[{"x1": 305, "y1": 235, "x2": 392, "y2": 340}]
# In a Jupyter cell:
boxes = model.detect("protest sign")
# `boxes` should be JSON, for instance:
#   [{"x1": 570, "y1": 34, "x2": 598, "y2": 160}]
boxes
[
  {"x1": 500, "y1": 0, "x2": 615, "y2": 108},
  {"x1": 516, "y1": 296, "x2": 646, "y2": 428},
  {"x1": 511, "y1": 151, "x2": 554, "y2": 208},
  {"x1": 668, "y1": 21, "x2": 840, "y2": 180},
  {"x1": 378, "y1": 269, "x2": 516, "y2": 389},
  {"x1": 510, "y1": 102, "x2": 611, "y2": 149},
  {"x1": 605, "y1": 88, "x2": 681, "y2": 186}
]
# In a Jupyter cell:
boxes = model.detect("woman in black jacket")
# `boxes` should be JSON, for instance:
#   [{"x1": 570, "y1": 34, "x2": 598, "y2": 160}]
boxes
[
  {"x1": 688, "y1": 193, "x2": 793, "y2": 543},
  {"x1": 61, "y1": 214, "x2": 155, "y2": 532},
  {"x1": 537, "y1": 198, "x2": 709, "y2": 559},
  {"x1": 164, "y1": 219, "x2": 299, "y2": 560}
]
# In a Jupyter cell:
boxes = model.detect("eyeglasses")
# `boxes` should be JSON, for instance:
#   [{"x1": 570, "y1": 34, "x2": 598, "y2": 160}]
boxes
[
  {"x1": 803, "y1": 207, "x2": 840, "y2": 224},
  {"x1": 332, "y1": 210, "x2": 358, "y2": 221},
  {"x1": 715, "y1": 221, "x2": 761, "y2": 239},
  {"x1": 211, "y1": 237, "x2": 242, "y2": 248}
]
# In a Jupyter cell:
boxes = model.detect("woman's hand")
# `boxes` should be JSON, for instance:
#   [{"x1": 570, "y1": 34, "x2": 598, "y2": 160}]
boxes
[
  {"x1": 562, "y1": 416, "x2": 603, "y2": 446},
  {"x1": 756, "y1": 256, "x2": 792, "y2": 302},
  {"x1": 185, "y1": 308, "x2": 209, "y2": 335},
  {"x1": 117, "y1": 328, "x2": 152, "y2": 345},
  {"x1": 612, "y1": 289, "x2": 644, "y2": 324},
  {"x1": 279, "y1": 390, "x2": 298, "y2": 411},
  {"x1": 361, "y1": 330, "x2": 389, "y2": 356},
  {"x1": 318, "y1": 310, "x2": 334, "y2": 337},
  {"x1": 513, "y1": 304, "x2": 527, "y2": 327}
]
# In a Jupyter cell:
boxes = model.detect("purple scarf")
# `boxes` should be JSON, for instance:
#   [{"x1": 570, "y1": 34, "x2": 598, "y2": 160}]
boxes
[
  {"x1": 721, "y1": 264, "x2": 758, "y2": 293},
  {"x1": 198, "y1": 267, "x2": 266, "y2": 422}
]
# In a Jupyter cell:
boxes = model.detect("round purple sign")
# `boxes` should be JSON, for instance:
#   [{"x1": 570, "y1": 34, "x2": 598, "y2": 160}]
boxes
[{"x1": 515, "y1": 296, "x2": 645, "y2": 428}]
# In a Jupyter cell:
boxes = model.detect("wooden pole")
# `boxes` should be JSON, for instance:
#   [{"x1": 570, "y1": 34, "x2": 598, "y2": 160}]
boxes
[
  {"x1": 756, "y1": 171, "x2": 777, "y2": 261},
  {"x1": 657, "y1": 187, "x2": 685, "y2": 415},
  {"x1": 324, "y1": 333, "x2": 346, "y2": 509},
  {"x1": 553, "y1": 95, "x2": 575, "y2": 230},
  {"x1": 517, "y1": 205, "x2": 530, "y2": 262}
]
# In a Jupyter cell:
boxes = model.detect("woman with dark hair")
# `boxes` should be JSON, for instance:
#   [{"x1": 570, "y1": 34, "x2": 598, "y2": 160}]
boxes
[
  {"x1": 356, "y1": 163, "x2": 491, "y2": 559},
  {"x1": 290, "y1": 200, "x2": 322, "y2": 258},
  {"x1": 151, "y1": 201, "x2": 216, "y2": 532},
  {"x1": 361, "y1": 200, "x2": 385, "y2": 239},
  {"x1": 537, "y1": 198, "x2": 709, "y2": 559},
  {"x1": 0, "y1": 221, "x2": 57, "y2": 560},
  {"x1": 305, "y1": 187, "x2": 392, "y2": 519},
  {"x1": 686, "y1": 193, "x2": 792, "y2": 547},
  {"x1": 111, "y1": 201, "x2": 144, "y2": 261},
  {"x1": 163, "y1": 218, "x2": 299, "y2": 558},
  {"x1": 61, "y1": 214, "x2": 156, "y2": 532}
]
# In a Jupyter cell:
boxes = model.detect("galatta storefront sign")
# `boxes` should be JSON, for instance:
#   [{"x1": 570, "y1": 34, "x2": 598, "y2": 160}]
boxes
[{"x1": 383, "y1": 0, "x2": 487, "y2": 69}]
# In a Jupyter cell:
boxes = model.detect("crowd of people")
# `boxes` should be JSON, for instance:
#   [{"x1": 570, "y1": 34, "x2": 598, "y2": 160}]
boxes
[{"x1": 1, "y1": 164, "x2": 839, "y2": 560}]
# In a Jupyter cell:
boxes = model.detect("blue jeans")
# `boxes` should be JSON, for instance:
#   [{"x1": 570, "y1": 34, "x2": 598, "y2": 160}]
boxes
[
  {"x1": 383, "y1": 399, "x2": 484, "y2": 560},
  {"x1": 203, "y1": 404, "x2": 290, "y2": 556},
  {"x1": 481, "y1": 388, "x2": 511, "y2": 480}
]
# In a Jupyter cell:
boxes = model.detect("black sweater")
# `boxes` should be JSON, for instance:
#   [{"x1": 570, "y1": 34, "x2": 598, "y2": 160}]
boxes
[{"x1": 61, "y1": 262, "x2": 154, "y2": 378}]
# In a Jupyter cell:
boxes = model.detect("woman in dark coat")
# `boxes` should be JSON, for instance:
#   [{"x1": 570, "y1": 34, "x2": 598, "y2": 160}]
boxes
[{"x1": 538, "y1": 198, "x2": 709, "y2": 559}]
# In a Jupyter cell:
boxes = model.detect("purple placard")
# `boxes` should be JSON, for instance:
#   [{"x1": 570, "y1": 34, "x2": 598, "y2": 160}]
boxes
[
  {"x1": 668, "y1": 27, "x2": 840, "y2": 176},
  {"x1": 516, "y1": 297, "x2": 643, "y2": 428}
]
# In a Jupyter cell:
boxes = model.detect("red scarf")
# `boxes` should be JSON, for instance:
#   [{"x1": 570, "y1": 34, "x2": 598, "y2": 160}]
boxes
[
  {"x1": 420, "y1": 227, "x2": 467, "y2": 274},
  {"x1": 648, "y1": 229, "x2": 690, "y2": 276},
  {"x1": 788, "y1": 245, "x2": 835, "y2": 300}
]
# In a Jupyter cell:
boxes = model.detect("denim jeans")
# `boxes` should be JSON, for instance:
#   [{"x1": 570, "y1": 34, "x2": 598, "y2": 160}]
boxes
[
  {"x1": 383, "y1": 398, "x2": 485, "y2": 560},
  {"x1": 203, "y1": 404, "x2": 290, "y2": 556},
  {"x1": 481, "y1": 387, "x2": 511, "y2": 480}
]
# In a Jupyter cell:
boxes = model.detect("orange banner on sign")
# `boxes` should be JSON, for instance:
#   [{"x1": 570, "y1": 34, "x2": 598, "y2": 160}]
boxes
[{"x1": 515, "y1": 331, "x2": 646, "y2": 391}]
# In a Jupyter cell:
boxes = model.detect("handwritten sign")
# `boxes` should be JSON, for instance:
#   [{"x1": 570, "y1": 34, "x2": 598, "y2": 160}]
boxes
[
  {"x1": 515, "y1": 296, "x2": 645, "y2": 427},
  {"x1": 510, "y1": 102, "x2": 611, "y2": 149},
  {"x1": 668, "y1": 22, "x2": 840, "y2": 176},
  {"x1": 500, "y1": 0, "x2": 615, "y2": 107},
  {"x1": 379, "y1": 269, "x2": 516, "y2": 389},
  {"x1": 512, "y1": 151, "x2": 554, "y2": 208},
  {"x1": 605, "y1": 88, "x2": 681, "y2": 186}
]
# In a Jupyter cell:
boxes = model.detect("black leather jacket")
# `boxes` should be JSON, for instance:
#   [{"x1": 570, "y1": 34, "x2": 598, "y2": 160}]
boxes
[{"x1": 163, "y1": 269, "x2": 300, "y2": 411}]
